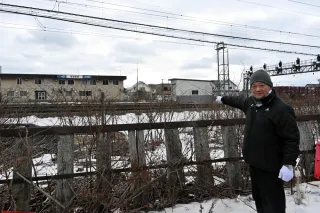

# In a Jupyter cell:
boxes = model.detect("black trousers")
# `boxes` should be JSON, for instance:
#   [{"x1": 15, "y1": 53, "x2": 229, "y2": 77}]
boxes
[{"x1": 250, "y1": 166, "x2": 286, "y2": 213}]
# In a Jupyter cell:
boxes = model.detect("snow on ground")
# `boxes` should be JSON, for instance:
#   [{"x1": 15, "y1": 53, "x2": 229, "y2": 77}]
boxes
[
  {"x1": 149, "y1": 182, "x2": 320, "y2": 213},
  {"x1": 3, "y1": 109, "x2": 240, "y2": 126},
  {"x1": 0, "y1": 154, "x2": 131, "y2": 180}
]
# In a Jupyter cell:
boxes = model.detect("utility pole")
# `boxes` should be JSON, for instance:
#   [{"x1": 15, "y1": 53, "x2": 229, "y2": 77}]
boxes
[
  {"x1": 137, "y1": 63, "x2": 139, "y2": 92},
  {"x1": 215, "y1": 42, "x2": 230, "y2": 96},
  {"x1": 136, "y1": 63, "x2": 139, "y2": 102},
  {"x1": 161, "y1": 79, "x2": 164, "y2": 101}
]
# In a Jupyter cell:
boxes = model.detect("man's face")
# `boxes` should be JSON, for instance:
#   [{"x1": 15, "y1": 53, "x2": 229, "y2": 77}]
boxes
[{"x1": 251, "y1": 82, "x2": 271, "y2": 99}]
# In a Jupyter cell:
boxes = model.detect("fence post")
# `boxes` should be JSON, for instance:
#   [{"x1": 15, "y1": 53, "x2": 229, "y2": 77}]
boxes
[
  {"x1": 193, "y1": 127, "x2": 214, "y2": 187},
  {"x1": 164, "y1": 129, "x2": 185, "y2": 202},
  {"x1": 128, "y1": 130, "x2": 149, "y2": 207},
  {"x1": 96, "y1": 132, "x2": 112, "y2": 202},
  {"x1": 11, "y1": 137, "x2": 32, "y2": 211},
  {"x1": 297, "y1": 122, "x2": 315, "y2": 180},
  {"x1": 56, "y1": 134, "x2": 74, "y2": 212},
  {"x1": 221, "y1": 126, "x2": 242, "y2": 190}
]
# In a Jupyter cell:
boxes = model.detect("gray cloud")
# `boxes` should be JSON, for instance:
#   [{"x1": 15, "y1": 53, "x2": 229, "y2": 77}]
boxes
[
  {"x1": 109, "y1": 40, "x2": 158, "y2": 64},
  {"x1": 181, "y1": 57, "x2": 214, "y2": 70},
  {"x1": 16, "y1": 31, "x2": 78, "y2": 48}
]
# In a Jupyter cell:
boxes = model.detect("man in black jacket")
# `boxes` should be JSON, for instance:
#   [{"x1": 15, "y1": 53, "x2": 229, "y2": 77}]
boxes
[{"x1": 216, "y1": 70, "x2": 300, "y2": 213}]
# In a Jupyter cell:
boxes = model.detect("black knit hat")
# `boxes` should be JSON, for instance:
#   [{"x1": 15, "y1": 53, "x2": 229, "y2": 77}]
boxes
[{"x1": 250, "y1": 69, "x2": 273, "y2": 88}]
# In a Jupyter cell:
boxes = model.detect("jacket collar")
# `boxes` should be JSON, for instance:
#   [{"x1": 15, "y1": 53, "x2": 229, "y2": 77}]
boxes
[{"x1": 251, "y1": 89, "x2": 276, "y2": 106}]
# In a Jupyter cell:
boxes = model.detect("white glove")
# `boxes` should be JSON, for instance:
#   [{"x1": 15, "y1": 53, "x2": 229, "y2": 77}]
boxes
[
  {"x1": 216, "y1": 96, "x2": 223, "y2": 104},
  {"x1": 278, "y1": 165, "x2": 294, "y2": 182}
]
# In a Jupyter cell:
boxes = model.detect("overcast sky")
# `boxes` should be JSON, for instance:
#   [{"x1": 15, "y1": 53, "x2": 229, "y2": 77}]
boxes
[{"x1": 1, "y1": 0, "x2": 320, "y2": 89}]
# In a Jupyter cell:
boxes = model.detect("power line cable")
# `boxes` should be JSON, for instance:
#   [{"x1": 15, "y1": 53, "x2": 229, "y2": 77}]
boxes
[
  {"x1": 0, "y1": 21, "x2": 215, "y2": 47},
  {"x1": 0, "y1": 6, "x2": 317, "y2": 56},
  {"x1": 236, "y1": 0, "x2": 320, "y2": 17},
  {"x1": 288, "y1": 0, "x2": 320, "y2": 8},
  {"x1": 18, "y1": 0, "x2": 320, "y2": 49},
  {"x1": 1, "y1": 3, "x2": 320, "y2": 49},
  {"x1": 86, "y1": 0, "x2": 320, "y2": 39},
  {"x1": 37, "y1": 0, "x2": 320, "y2": 39},
  {"x1": 1, "y1": 21, "x2": 304, "y2": 56}
]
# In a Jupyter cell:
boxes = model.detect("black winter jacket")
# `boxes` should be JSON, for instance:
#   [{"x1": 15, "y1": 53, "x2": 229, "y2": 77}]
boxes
[{"x1": 222, "y1": 90, "x2": 300, "y2": 172}]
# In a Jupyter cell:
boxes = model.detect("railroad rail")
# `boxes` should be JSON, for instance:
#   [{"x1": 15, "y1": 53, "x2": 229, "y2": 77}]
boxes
[{"x1": 0, "y1": 102, "x2": 215, "y2": 115}]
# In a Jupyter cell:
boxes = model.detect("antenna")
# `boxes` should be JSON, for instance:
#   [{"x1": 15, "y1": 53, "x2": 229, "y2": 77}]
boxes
[{"x1": 137, "y1": 63, "x2": 139, "y2": 91}]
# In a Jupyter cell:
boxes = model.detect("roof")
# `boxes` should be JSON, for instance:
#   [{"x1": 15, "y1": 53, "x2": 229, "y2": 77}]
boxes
[
  {"x1": 169, "y1": 78, "x2": 237, "y2": 86},
  {"x1": 148, "y1": 84, "x2": 157, "y2": 90},
  {"x1": 305, "y1": 84, "x2": 320, "y2": 87},
  {"x1": 127, "y1": 81, "x2": 151, "y2": 90},
  {"x1": 0, "y1": 73, "x2": 127, "y2": 80},
  {"x1": 169, "y1": 78, "x2": 215, "y2": 83}
]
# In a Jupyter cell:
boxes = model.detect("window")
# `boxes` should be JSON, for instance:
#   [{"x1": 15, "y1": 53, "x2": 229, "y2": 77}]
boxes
[
  {"x1": 7, "y1": 91, "x2": 14, "y2": 97},
  {"x1": 103, "y1": 80, "x2": 108, "y2": 85},
  {"x1": 192, "y1": 90, "x2": 199, "y2": 95},
  {"x1": 163, "y1": 87, "x2": 169, "y2": 91},
  {"x1": 79, "y1": 91, "x2": 92, "y2": 96},
  {"x1": 59, "y1": 79, "x2": 65, "y2": 85},
  {"x1": 20, "y1": 91, "x2": 27, "y2": 96},
  {"x1": 113, "y1": 80, "x2": 119, "y2": 85},
  {"x1": 35, "y1": 91, "x2": 47, "y2": 100},
  {"x1": 86, "y1": 91, "x2": 92, "y2": 96},
  {"x1": 17, "y1": 78, "x2": 22, "y2": 84},
  {"x1": 35, "y1": 79, "x2": 41, "y2": 84},
  {"x1": 68, "y1": 80, "x2": 74, "y2": 85},
  {"x1": 81, "y1": 79, "x2": 88, "y2": 85},
  {"x1": 66, "y1": 91, "x2": 72, "y2": 96},
  {"x1": 90, "y1": 80, "x2": 96, "y2": 85}
]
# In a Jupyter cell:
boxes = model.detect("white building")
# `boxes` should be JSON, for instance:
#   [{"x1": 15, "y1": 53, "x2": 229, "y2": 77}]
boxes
[{"x1": 169, "y1": 78, "x2": 238, "y2": 103}]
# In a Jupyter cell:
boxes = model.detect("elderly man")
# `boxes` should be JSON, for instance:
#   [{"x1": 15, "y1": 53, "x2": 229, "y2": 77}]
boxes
[{"x1": 216, "y1": 70, "x2": 300, "y2": 213}]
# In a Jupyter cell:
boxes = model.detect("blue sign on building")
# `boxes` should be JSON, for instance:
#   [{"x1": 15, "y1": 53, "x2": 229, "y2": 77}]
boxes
[{"x1": 57, "y1": 75, "x2": 92, "y2": 79}]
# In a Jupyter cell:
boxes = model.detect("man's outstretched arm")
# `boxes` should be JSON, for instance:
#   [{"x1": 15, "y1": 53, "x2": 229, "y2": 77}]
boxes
[{"x1": 216, "y1": 95, "x2": 248, "y2": 112}]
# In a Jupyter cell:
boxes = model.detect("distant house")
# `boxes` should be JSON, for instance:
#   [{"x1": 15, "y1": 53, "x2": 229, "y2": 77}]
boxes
[
  {"x1": 305, "y1": 84, "x2": 320, "y2": 88},
  {"x1": 306, "y1": 79, "x2": 320, "y2": 88},
  {"x1": 126, "y1": 81, "x2": 153, "y2": 101},
  {"x1": 127, "y1": 81, "x2": 152, "y2": 93},
  {"x1": 148, "y1": 83, "x2": 172, "y2": 100},
  {"x1": 169, "y1": 78, "x2": 238, "y2": 103}
]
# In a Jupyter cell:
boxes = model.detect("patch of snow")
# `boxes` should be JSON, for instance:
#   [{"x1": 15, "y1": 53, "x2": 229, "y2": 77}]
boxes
[{"x1": 149, "y1": 181, "x2": 320, "y2": 213}]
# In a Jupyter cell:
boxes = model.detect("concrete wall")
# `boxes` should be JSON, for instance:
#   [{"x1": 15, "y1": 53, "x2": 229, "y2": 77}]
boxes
[
  {"x1": 171, "y1": 80, "x2": 215, "y2": 97},
  {"x1": 0, "y1": 77, "x2": 124, "y2": 102},
  {"x1": 176, "y1": 95, "x2": 214, "y2": 104}
]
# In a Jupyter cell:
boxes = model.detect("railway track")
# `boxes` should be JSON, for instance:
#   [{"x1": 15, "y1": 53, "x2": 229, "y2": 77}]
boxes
[{"x1": 0, "y1": 102, "x2": 216, "y2": 115}]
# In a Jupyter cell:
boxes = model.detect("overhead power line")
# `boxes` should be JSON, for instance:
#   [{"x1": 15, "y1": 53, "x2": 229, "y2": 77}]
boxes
[
  {"x1": 288, "y1": 0, "x2": 320, "y2": 8},
  {"x1": 0, "y1": 3, "x2": 318, "y2": 56},
  {"x1": 53, "y1": 0, "x2": 320, "y2": 39},
  {"x1": 0, "y1": 21, "x2": 217, "y2": 48},
  {"x1": 0, "y1": 21, "x2": 300, "y2": 54},
  {"x1": 0, "y1": 3, "x2": 320, "y2": 49},
  {"x1": 236, "y1": 0, "x2": 320, "y2": 17}
]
